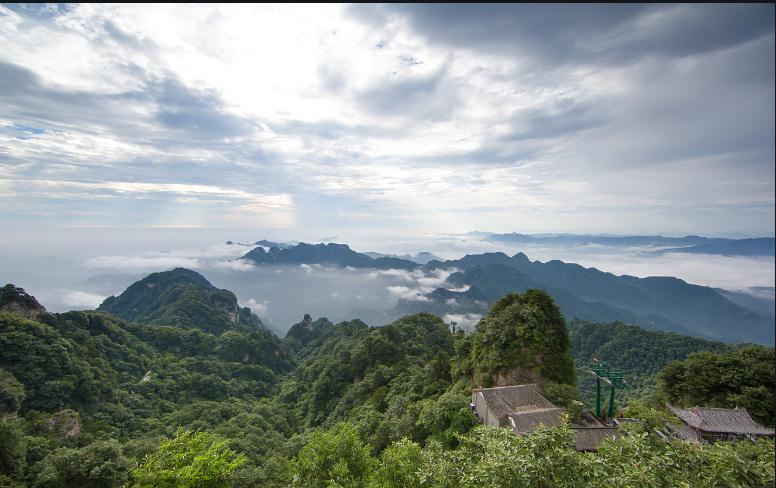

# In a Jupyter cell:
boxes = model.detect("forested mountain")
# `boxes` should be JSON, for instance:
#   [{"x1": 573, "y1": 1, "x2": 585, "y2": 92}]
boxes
[
  {"x1": 284, "y1": 314, "x2": 334, "y2": 349},
  {"x1": 240, "y1": 243, "x2": 419, "y2": 270},
  {"x1": 234, "y1": 242, "x2": 773, "y2": 344},
  {"x1": 568, "y1": 320, "x2": 737, "y2": 408},
  {"x1": 454, "y1": 290, "x2": 576, "y2": 388},
  {"x1": 0, "y1": 282, "x2": 294, "y2": 486},
  {"x1": 1, "y1": 277, "x2": 773, "y2": 487},
  {"x1": 98, "y1": 268, "x2": 266, "y2": 335},
  {"x1": 423, "y1": 252, "x2": 773, "y2": 344}
]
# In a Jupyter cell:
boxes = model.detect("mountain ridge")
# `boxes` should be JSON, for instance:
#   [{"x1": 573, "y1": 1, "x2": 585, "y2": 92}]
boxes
[{"x1": 98, "y1": 267, "x2": 266, "y2": 335}]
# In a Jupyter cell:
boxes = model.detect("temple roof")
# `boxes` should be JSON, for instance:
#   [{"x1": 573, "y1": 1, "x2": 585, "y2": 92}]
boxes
[
  {"x1": 667, "y1": 405, "x2": 775, "y2": 435},
  {"x1": 508, "y1": 407, "x2": 565, "y2": 434},
  {"x1": 477, "y1": 384, "x2": 556, "y2": 419}
]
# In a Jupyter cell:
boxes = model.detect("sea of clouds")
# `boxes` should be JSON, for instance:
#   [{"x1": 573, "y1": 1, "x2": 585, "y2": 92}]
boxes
[{"x1": 1, "y1": 236, "x2": 773, "y2": 334}]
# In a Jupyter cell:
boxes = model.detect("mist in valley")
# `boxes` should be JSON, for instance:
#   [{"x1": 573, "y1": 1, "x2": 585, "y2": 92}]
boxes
[{"x1": 1, "y1": 236, "x2": 773, "y2": 335}]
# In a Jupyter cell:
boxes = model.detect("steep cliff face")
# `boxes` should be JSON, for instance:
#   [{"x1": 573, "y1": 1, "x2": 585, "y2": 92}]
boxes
[{"x1": 0, "y1": 284, "x2": 46, "y2": 320}]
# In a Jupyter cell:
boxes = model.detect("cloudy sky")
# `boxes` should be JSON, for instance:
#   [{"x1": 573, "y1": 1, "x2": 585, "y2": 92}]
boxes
[{"x1": 1, "y1": 4, "x2": 774, "y2": 257}]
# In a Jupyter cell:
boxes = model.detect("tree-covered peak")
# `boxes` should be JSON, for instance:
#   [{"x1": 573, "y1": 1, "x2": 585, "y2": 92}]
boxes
[
  {"x1": 0, "y1": 284, "x2": 46, "y2": 320},
  {"x1": 97, "y1": 268, "x2": 265, "y2": 335},
  {"x1": 285, "y1": 314, "x2": 334, "y2": 348},
  {"x1": 239, "y1": 242, "x2": 419, "y2": 270},
  {"x1": 455, "y1": 289, "x2": 576, "y2": 388}
]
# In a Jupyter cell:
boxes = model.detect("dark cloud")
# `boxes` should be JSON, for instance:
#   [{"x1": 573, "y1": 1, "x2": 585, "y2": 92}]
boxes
[
  {"x1": 0, "y1": 61, "x2": 255, "y2": 143},
  {"x1": 0, "y1": 61, "x2": 111, "y2": 130},
  {"x1": 414, "y1": 143, "x2": 543, "y2": 167},
  {"x1": 500, "y1": 99, "x2": 605, "y2": 142},
  {"x1": 356, "y1": 64, "x2": 459, "y2": 120},
  {"x1": 351, "y1": 4, "x2": 774, "y2": 67},
  {"x1": 147, "y1": 78, "x2": 255, "y2": 139}
]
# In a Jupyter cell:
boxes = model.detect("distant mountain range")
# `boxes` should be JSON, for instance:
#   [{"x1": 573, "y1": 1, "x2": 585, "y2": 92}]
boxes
[
  {"x1": 235, "y1": 241, "x2": 774, "y2": 345},
  {"x1": 480, "y1": 232, "x2": 775, "y2": 257},
  {"x1": 363, "y1": 251, "x2": 442, "y2": 265},
  {"x1": 240, "y1": 242, "x2": 420, "y2": 270}
]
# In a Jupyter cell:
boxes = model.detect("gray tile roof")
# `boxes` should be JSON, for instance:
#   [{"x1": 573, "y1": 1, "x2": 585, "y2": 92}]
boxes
[
  {"x1": 508, "y1": 407, "x2": 565, "y2": 434},
  {"x1": 572, "y1": 427, "x2": 620, "y2": 451},
  {"x1": 667, "y1": 422, "x2": 703, "y2": 443},
  {"x1": 667, "y1": 405, "x2": 775, "y2": 436},
  {"x1": 479, "y1": 384, "x2": 556, "y2": 419}
]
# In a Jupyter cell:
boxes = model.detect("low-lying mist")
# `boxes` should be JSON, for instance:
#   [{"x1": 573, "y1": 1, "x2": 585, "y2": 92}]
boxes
[{"x1": 1, "y1": 237, "x2": 773, "y2": 335}]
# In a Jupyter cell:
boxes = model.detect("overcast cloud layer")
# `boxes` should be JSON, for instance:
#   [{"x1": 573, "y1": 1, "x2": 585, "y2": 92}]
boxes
[{"x1": 0, "y1": 4, "x2": 774, "y2": 257}]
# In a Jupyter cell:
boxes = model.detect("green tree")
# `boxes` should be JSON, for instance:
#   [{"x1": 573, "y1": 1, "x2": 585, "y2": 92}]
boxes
[
  {"x1": 373, "y1": 438, "x2": 424, "y2": 488},
  {"x1": 0, "y1": 369, "x2": 25, "y2": 415},
  {"x1": 131, "y1": 430, "x2": 246, "y2": 488},
  {"x1": 32, "y1": 439, "x2": 129, "y2": 488},
  {"x1": 0, "y1": 418, "x2": 26, "y2": 483},
  {"x1": 543, "y1": 383, "x2": 582, "y2": 420},
  {"x1": 291, "y1": 423, "x2": 377, "y2": 488}
]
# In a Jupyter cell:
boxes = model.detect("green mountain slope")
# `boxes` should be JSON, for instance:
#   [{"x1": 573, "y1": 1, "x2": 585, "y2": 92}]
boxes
[
  {"x1": 426, "y1": 253, "x2": 774, "y2": 344},
  {"x1": 98, "y1": 268, "x2": 264, "y2": 335},
  {"x1": 568, "y1": 319, "x2": 736, "y2": 407}
]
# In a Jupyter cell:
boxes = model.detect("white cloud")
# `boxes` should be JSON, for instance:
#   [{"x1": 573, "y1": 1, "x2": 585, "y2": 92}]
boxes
[
  {"x1": 61, "y1": 290, "x2": 105, "y2": 308},
  {"x1": 0, "y1": 4, "x2": 772, "y2": 258},
  {"x1": 211, "y1": 259, "x2": 255, "y2": 271},
  {"x1": 442, "y1": 313, "x2": 482, "y2": 330},
  {"x1": 84, "y1": 255, "x2": 201, "y2": 269},
  {"x1": 0, "y1": 179, "x2": 291, "y2": 208},
  {"x1": 243, "y1": 298, "x2": 268, "y2": 316},
  {"x1": 386, "y1": 285, "x2": 429, "y2": 302}
]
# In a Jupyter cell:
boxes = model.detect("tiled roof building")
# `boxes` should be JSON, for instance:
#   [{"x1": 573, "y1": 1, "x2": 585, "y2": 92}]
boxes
[
  {"x1": 573, "y1": 427, "x2": 620, "y2": 451},
  {"x1": 667, "y1": 405, "x2": 775, "y2": 443},
  {"x1": 472, "y1": 384, "x2": 560, "y2": 429},
  {"x1": 472, "y1": 384, "x2": 619, "y2": 451}
]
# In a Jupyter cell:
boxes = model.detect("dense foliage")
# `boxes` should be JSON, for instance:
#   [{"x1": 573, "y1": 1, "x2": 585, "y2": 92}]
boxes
[
  {"x1": 131, "y1": 430, "x2": 246, "y2": 487},
  {"x1": 282, "y1": 313, "x2": 474, "y2": 451},
  {"x1": 284, "y1": 314, "x2": 333, "y2": 350},
  {"x1": 284, "y1": 420, "x2": 776, "y2": 487},
  {"x1": 0, "y1": 278, "x2": 773, "y2": 487}
]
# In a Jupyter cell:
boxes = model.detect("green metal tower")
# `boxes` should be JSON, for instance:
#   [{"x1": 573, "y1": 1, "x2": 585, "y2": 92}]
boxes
[
  {"x1": 590, "y1": 361, "x2": 628, "y2": 422},
  {"x1": 590, "y1": 362, "x2": 609, "y2": 418}
]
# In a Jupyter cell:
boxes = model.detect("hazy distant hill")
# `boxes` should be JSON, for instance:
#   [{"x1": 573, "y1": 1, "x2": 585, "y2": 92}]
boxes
[
  {"x1": 658, "y1": 237, "x2": 775, "y2": 257},
  {"x1": 98, "y1": 268, "x2": 266, "y2": 335},
  {"x1": 363, "y1": 251, "x2": 442, "y2": 265},
  {"x1": 483, "y1": 232, "x2": 775, "y2": 257}
]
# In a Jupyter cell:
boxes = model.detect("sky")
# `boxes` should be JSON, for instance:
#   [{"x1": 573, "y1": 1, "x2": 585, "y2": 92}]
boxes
[{"x1": 0, "y1": 3, "x2": 774, "y2": 258}]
